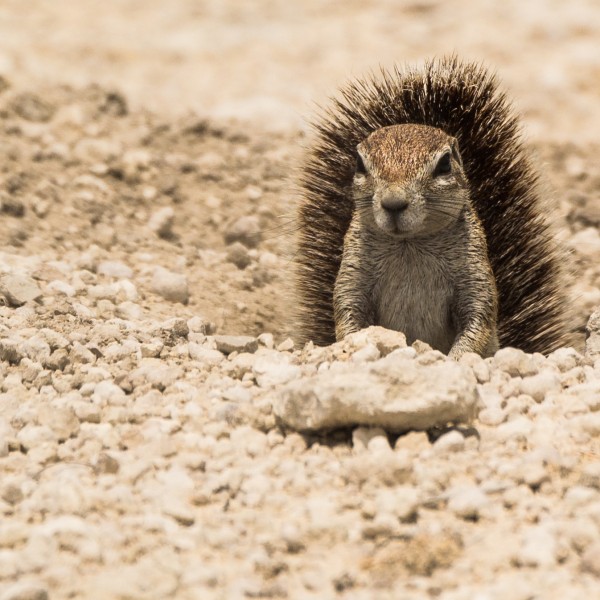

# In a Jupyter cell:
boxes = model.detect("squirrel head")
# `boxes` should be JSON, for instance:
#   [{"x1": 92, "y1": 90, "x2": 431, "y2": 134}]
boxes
[{"x1": 352, "y1": 124, "x2": 470, "y2": 238}]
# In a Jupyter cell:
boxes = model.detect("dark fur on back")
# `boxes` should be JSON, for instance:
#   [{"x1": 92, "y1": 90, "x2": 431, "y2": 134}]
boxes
[{"x1": 296, "y1": 56, "x2": 569, "y2": 353}]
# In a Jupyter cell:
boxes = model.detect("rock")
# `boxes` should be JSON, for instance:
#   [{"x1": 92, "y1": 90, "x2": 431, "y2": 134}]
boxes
[
  {"x1": 159, "y1": 317, "x2": 190, "y2": 339},
  {"x1": 563, "y1": 486, "x2": 599, "y2": 511},
  {"x1": 121, "y1": 148, "x2": 152, "y2": 181},
  {"x1": 581, "y1": 541, "x2": 600, "y2": 577},
  {"x1": 0, "y1": 420, "x2": 13, "y2": 457},
  {"x1": 151, "y1": 267, "x2": 189, "y2": 304},
  {"x1": 547, "y1": 347, "x2": 583, "y2": 372},
  {"x1": 514, "y1": 525, "x2": 557, "y2": 567},
  {"x1": 253, "y1": 352, "x2": 301, "y2": 387},
  {"x1": 94, "y1": 452, "x2": 120, "y2": 474},
  {"x1": 345, "y1": 326, "x2": 407, "y2": 356},
  {"x1": 0, "y1": 549, "x2": 18, "y2": 579},
  {"x1": 517, "y1": 461, "x2": 550, "y2": 490},
  {"x1": 0, "y1": 581, "x2": 49, "y2": 600},
  {"x1": 0, "y1": 194, "x2": 25, "y2": 217},
  {"x1": 226, "y1": 242, "x2": 251, "y2": 269},
  {"x1": 188, "y1": 343, "x2": 224, "y2": 365},
  {"x1": 495, "y1": 416, "x2": 533, "y2": 442},
  {"x1": 582, "y1": 413, "x2": 600, "y2": 437},
  {"x1": 162, "y1": 496, "x2": 196, "y2": 526},
  {"x1": 351, "y1": 343, "x2": 381, "y2": 363},
  {"x1": 0, "y1": 274, "x2": 42, "y2": 306},
  {"x1": 478, "y1": 407, "x2": 506, "y2": 426},
  {"x1": 493, "y1": 347, "x2": 537, "y2": 377},
  {"x1": 447, "y1": 486, "x2": 488, "y2": 520},
  {"x1": 352, "y1": 427, "x2": 389, "y2": 452},
  {"x1": 97, "y1": 260, "x2": 133, "y2": 279},
  {"x1": 45, "y1": 348, "x2": 69, "y2": 371},
  {"x1": 570, "y1": 227, "x2": 600, "y2": 259},
  {"x1": 92, "y1": 380, "x2": 127, "y2": 406},
  {"x1": 46, "y1": 280, "x2": 76, "y2": 297},
  {"x1": 224, "y1": 215, "x2": 262, "y2": 248},
  {"x1": 375, "y1": 485, "x2": 419, "y2": 523},
  {"x1": 0, "y1": 338, "x2": 23, "y2": 364},
  {"x1": 257, "y1": 333, "x2": 275, "y2": 349},
  {"x1": 586, "y1": 308, "x2": 600, "y2": 362},
  {"x1": 276, "y1": 338, "x2": 294, "y2": 352},
  {"x1": 273, "y1": 353, "x2": 478, "y2": 432},
  {"x1": 129, "y1": 360, "x2": 184, "y2": 390},
  {"x1": 11, "y1": 92, "x2": 55, "y2": 122},
  {"x1": 580, "y1": 462, "x2": 600, "y2": 490},
  {"x1": 459, "y1": 352, "x2": 490, "y2": 383},
  {"x1": 187, "y1": 315, "x2": 212, "y2": 334},
  {"x1": 148, "y1": 206, "x2": 175, "y2": 239},
  {"x1": 520, "y1": 370, "x2": 562, "y2": 402},
  {"x1": 213, "y1": 335, "x2": 258, "y2": 355},
  {"x1": 69, "y1": 342, "x2": 96, "y2": 365},
  {"x1": 16, "y1": 425, "x2": 57, "y2": 451},
  {"x1": 394, "y1": 431, "x2": 430, "y2": 453},
  {"x1": 433, "y1": 430, "x2": 465, "y2": 453},
  {"x1": 37, "y1": 405, "x2": 80, "y2": 441},
  {"x1": 1, "y1": 479, "x2": 23, "y2": 505}
]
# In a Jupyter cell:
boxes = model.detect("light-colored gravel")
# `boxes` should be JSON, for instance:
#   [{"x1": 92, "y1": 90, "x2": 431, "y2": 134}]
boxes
[{"x1": 1, "y1": 3, "x2": 600, "y2": 598}]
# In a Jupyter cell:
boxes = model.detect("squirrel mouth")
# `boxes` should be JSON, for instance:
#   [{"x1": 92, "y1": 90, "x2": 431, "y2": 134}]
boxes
[{"x1": 379, "y1": 212, "x2": 413, "y2": 236}]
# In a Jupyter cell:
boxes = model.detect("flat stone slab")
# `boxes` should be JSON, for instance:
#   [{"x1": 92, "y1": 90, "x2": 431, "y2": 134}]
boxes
[
  {"x1": 273, "y1": 353, "x2": 479, "y2": 432},
  {"x1": 213, "y1": 334, "x2": 259, "y2": 355},
  {"x1": 0, "y1": 273, "x2": 42, "y2": 306}
]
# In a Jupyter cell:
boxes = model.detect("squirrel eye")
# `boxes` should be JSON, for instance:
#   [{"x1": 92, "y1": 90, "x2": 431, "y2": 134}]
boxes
[
  {"x1": 433, "y1": 152, "x2": 452, "y2": 177},
  {"x1": 355, "y1": 153, "x2": 367, "y2": 175}
]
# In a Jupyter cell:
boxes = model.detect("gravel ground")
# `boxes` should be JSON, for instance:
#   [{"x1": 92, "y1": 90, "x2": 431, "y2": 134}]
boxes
[{"x1": 1, "y1": 2, "x2": 600, "y2": 600}]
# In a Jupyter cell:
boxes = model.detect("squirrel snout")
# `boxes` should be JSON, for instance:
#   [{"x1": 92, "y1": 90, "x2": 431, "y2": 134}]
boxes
[{"x1": 380, "y1": 195, "x2": 410, "y2": 214}]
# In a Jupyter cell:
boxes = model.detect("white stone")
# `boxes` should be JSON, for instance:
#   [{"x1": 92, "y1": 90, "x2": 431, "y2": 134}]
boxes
[
  {"x1": 224, "y1": 215, "x2": 261, "y2": 248},
  {"x1": 46, "y1": 279, "x2": 76, "y2": 297},
  {"x1": 253, "y1": 352, "x2": 301, "y2": 387},
  {"x1": 0, "y1": 581, "x2": 49, "y2": 600},
  {"x1": 514, "y1": 525, "x2": 557, "y2": 567},
  {"x1": 188, "y1": 343, "x2": 224, "y2": 365},
  {"x1": 151, "y1": 267, "x2": 189, "y2": 304},
  {"x1": 351, "y1": 343, "x2": 381, "y2": 363},
  {"x1": 37, "y1": 404, "x2": 79, "y2": 441},
  {"x1": 493, "y1": 347, "x2": 537, "y2": 377},
  {"x1": 0, "y1": 274, "x2": 42, "y2": 306},
  {"x1": 148, "y1": 206, "x2": 175, "y2": 238},
  {"x1": 92, "y1": 380, "x2": 126, "y2": 406},
  {"x1": 97, "y1": 260, "x2": 133, "y2": 279},
  {"x1": 375, "y1": 485, "x2": 419, "y2": 522},
  {"x1": 495, "y1": 417, "x2": 533, "y2": 442},
  {"x1": 447, "y1": 486, "x2": 488, "y2": 520},
  {"x1": 520, "y1": 370, "x2": 562, "y2": 402},
  {"x1": 213, "y1": 335, "x2": 258, "y2": 355},
  {"x1": 352, "y1": 427, "x2": 388, "y2": 452},
  {"x1": 433, "y1": 430, "x2": 465, "y2": 453},
  {"x1": 274, "y1": 354, "x2": 478, "y2": 431},
  {"x1": 581, "y1": 541, "x2": 600, "y2": 577},
  {"x1": 16, "y1": 425, "x2": 57, "y2": 450}
]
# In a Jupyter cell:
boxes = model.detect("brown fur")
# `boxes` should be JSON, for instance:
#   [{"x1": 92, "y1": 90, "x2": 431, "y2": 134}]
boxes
[{"x1": 296, "y1": 56, "x2": 570, "y2": 354}]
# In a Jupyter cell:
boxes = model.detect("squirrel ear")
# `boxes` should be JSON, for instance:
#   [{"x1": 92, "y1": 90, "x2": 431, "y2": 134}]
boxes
[{"x1": 450, "y1": 138, "x2": 463, "y2": 166}]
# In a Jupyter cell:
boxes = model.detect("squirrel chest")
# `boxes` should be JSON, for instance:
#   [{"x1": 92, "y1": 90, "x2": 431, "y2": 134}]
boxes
[{"x1": 371, "y1": 238, "x2": 458, "y2": 353}]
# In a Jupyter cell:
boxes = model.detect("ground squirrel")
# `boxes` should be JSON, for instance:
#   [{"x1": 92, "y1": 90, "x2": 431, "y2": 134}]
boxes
[{"x1": 295, "y1": 56, "x2": 570, "y2": 357}]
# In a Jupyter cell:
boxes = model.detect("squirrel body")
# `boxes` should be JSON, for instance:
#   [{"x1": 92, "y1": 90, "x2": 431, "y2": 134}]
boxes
[
  {"x1": 296, "y1": 57, "x2": 569, "y2": 355},
  {"x1": 333, "y1": 123, "x2": 498, "y2": 358}
]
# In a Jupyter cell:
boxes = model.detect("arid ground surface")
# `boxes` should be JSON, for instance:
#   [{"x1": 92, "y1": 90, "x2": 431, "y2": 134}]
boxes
[{"x1": 1, "y1": 2, "x2": 600, "y2": 599}]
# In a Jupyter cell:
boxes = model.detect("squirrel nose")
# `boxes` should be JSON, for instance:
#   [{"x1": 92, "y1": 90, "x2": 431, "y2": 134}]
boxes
[{"x1": 381, "y1": 196, "x2": 410, "y2": 213}]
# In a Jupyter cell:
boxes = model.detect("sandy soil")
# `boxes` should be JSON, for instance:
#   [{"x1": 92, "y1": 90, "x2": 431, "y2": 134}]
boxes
[{"x1": 0, "y1": 2, "x2": 600, "y2": 599}]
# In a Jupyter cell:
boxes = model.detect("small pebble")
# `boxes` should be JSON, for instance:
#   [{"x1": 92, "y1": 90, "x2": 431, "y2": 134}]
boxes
[{"x1": 151, "y1": 267, "x2": 189, "y2": 304}]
